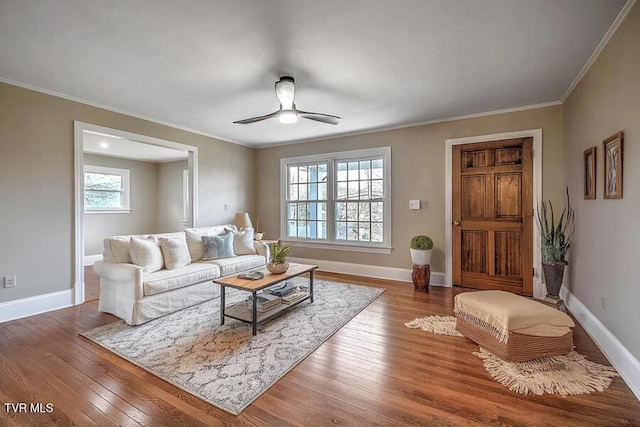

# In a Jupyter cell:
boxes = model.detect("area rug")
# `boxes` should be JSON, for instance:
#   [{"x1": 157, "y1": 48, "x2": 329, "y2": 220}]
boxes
[
  {"x1": 82, "y1": 279, "x2": 384, "y2": 415},
  {"x1": 405, "y1": 315, "x2": 619, "y2": 396}
]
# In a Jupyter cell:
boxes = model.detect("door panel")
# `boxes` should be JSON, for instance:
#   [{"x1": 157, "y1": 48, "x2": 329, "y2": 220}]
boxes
[{"x1": 452, "y1": 138, "x2": 533, "y2": 295}]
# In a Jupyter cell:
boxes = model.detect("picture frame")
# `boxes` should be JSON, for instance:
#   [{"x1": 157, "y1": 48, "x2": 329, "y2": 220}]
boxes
[
  {"x1": 583, "y1": 146, "x2": 596, "y2": 199},
  {"x1": 603, "y1": 131, "x2": 624, "y2": 199}
]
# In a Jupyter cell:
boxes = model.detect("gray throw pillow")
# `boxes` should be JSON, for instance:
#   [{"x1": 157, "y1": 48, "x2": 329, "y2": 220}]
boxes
[{"x1": 202, "y1": 233, "x2": 236, "y2": 260}]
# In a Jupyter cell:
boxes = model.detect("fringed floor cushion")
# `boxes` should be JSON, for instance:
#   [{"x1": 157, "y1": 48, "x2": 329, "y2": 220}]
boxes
[{"x1": 454, "y1": 291, "x2": 575, "y2": 362}]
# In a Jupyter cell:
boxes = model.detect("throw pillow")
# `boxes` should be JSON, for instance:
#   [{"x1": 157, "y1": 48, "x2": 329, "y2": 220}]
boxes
[
  {"x1": 129, "y1": 236, "x2": 164, "y2": 273},
  {"x1": 202, "y1": 234, "x2": 236, "y2": 260},
  {"x1": 103, "y1": 236, "x2": 132, "y2": 263},
  {"x1": 158, "y1": 235, "x2": 191, "y2": 270},
  {"x1": 233, "y1": 228, "x2": 257, "y2": 255}
]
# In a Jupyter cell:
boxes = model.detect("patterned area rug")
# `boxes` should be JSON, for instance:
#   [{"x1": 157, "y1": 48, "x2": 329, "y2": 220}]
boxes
[
  {"x1": 405, "y1": 315, "x2": 618, "y2": 396},
  {"x1": 82, "y1": 279, "x2": 384, "y2": 415}
]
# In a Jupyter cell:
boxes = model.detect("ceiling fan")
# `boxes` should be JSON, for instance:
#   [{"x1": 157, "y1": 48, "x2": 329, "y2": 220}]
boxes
[{"x1": 233, "y1": 76, "x2": 341, "y2": 125}]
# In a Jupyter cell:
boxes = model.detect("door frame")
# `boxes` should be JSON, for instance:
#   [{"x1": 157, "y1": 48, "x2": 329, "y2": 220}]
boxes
[
  {"x1": 73, "y1": 121, "x2": 199, "y2": 305},
  {"x1": 445, "y1": 129, "x2": 543, "y2": 298}
]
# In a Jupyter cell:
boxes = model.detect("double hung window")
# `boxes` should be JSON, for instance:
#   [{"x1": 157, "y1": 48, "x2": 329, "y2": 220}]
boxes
[
  {"x1": 281, "y1": 147, "x2": 391, "y2": 253},
  {"x1": 84, "y1": 165, "x2": 130, "y2": 212}
]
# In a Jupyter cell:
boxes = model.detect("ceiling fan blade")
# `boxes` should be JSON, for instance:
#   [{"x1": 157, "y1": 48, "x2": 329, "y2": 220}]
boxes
[
  {"x1": 275, "y1": 76, "x2": 295, "y2": 109},
  {"x1": 233, "y1": 110, "x2": 280, "y2": 124},
  {"x1": 297, "y1": 110, "x2": 341, "y2": 125}
]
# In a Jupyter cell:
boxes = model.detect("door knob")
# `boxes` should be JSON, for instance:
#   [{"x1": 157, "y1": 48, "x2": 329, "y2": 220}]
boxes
[{"x1": 453, "y1": 220, "x2": 461, "y2": 226}]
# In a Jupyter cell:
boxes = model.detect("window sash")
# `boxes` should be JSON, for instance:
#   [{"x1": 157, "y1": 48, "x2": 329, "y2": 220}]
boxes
[{"x1": 84, "y1": 165, "x2": 130, "y2": 212}]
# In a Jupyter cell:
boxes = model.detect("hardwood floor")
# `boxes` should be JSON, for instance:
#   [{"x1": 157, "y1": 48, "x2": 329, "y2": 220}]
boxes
[{"x1": 1, "y1": 272, "x2": 639, "y2": 426}]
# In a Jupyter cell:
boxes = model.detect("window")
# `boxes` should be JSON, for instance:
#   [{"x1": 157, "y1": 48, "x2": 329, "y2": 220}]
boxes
[
  {"x1": 281, "y1": 147, "x2": 391, "y2": 253},
  {"x1": 84, "y1": 165, "x2": 130, "y2": 212}
]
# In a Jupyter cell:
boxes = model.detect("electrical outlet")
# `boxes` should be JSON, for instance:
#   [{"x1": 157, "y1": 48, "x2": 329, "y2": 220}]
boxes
[
  {"x1": 4, "y1": 276, "x2": 16, "y2": 288},
  {"x1": 601, "y1": 297, "x2": 608, "y2": 311}
]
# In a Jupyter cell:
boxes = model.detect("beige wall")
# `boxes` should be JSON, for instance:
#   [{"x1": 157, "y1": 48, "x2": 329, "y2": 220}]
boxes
[
  {"x1": 157, "y1": 159, "x2": 189, "y2": 233},
  {"x1": 83, "y1": 154, "x2": 161, "y2": 255},
  {"x1": 564, "y1": 3, "x2": 640, "y2": 358},
  {"x1": 256, "y1": 105, "x2": 564, "y2": 273},
  {"x1": 0, "y1": 82, "x2": 255, "y2": 303}
]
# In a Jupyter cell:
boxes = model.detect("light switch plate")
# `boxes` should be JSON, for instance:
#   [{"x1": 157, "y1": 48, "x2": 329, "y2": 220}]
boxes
[{"x1": 409, "y1": 199, "x2": 421, "y2": 210}]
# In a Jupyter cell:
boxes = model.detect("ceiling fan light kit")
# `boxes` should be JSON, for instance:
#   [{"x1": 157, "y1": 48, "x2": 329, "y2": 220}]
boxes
[
  {"x1": 234, "y1": 76, "x2": 340, "y2": 126},
  {"x1": 279, "y1": 109, "x2": 298, "y2": 124}
]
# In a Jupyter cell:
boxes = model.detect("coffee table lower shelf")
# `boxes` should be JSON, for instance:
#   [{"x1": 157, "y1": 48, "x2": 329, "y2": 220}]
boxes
[{"x1": 224, "y1": 294, "x2": 312, "y2": 325}]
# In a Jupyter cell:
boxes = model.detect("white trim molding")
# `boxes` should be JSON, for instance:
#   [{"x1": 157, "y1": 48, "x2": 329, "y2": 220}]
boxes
[
  {"x1": 288, "y1": 257, "x2": 445, "y2": 286},
  {"x1": 83, "y1": 254, "x2": 103, "y2": 266},
  {"x1": 561, "y1": 287, "x2": 640, "y2": 400},
  {"x1": 445, "y1": 129, "x2": 543, "y2": 297},
  {"x1": 0, "y1": 289, "x2": 75, "y2": 324}
]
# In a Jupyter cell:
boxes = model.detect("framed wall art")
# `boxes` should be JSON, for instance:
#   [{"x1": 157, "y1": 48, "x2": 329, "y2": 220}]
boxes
[
  {"x1": 603, "y1": 131, "x2": 624, "y2": 199},
  {"x1": 583, "y1": 146, "x2": 596, "y2": 199}
]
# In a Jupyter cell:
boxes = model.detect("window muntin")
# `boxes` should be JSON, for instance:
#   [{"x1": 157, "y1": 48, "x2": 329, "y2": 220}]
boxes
[
  {"x1": 281, "y1": 147, "x2": 391, "y2": 251},
  {"x1": 84, "y1": 165, "x2": 130, "y2": 212}
]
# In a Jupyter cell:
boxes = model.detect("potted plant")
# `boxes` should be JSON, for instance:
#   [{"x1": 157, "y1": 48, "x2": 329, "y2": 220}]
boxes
[
  {"x1": 536, "y1": 188, "x2": 575, "y2": 299},
  {"x1": 267, "y1": 243, "x2": 292, "y2": 274},
  {"x1": 410, "y1": 235, "x2": 433, "y2": 266},
  {"x1": 410, "y1": 235, "x2": 433, "y2": 292}
]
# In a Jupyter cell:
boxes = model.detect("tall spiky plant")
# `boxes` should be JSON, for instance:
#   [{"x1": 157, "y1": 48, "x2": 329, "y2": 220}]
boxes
[{"x1": 536, "y1": 188, "x2": 575, "y2": 265}]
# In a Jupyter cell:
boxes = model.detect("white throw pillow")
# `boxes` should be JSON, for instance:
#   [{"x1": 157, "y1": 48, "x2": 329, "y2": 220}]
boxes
[
  {"x1": 130, "y1": 236, "x2": 164, "y2": 273},
  {"x1": 103, "y1": 236, "x2": 132, "y2": 263},
  {"x1": 233, "y1": 228, "x2": 257, "y2": 255},
  {"x1": 158, "y1": 235, "x2": 191, "y2": 270}
]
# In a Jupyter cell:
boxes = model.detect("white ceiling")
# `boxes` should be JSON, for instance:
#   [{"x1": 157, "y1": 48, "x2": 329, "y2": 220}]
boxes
[
  {"x1": 83, "y1": 131, "x2": 188, "y2": 163},
  {"x1": 0, "y1": 0, "x2": 629, "y2": 147}
]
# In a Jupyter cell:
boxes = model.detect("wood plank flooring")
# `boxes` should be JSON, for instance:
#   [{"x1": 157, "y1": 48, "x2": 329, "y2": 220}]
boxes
[{"x1": 1, "y1": 272, "x2": 639, "y2": 426}]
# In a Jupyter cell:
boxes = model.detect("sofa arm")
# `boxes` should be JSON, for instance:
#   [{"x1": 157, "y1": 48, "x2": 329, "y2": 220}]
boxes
[
  {"x1": 253, "y1": 240, "x2": 270, "y2": 261},
  {"x1": 93, "y1": 260, "x2": 145, "y2": 301}
]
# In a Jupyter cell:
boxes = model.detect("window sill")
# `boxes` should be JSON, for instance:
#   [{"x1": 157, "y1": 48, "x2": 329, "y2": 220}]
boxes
[
  {"x1": 279, "y1": 239, "x2": 393, "y2": 254},
  {"x1": 85, "y1": 209, "x2": 131, "y2": 214}
]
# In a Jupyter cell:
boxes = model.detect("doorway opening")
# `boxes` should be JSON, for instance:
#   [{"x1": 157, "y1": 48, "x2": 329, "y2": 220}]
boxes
[{"x1": 73, "y1": 122, "x2": 199, "y2": 305}]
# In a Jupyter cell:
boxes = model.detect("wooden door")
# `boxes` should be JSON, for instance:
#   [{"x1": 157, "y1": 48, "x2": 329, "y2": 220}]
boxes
[{"x1": 452, "y1": 138, "x2": 533, "y2": 295}]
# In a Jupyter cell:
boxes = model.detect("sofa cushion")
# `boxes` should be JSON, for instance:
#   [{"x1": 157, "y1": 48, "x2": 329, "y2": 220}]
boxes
[
  {"x1": 103, "y1": 236, "x2": 132, "y2": 263},
  {"x1": 130, "y1": 236, "x2": 164, "y2": 273},
  {"x1": 159, "y1": 235, "x2": 191, "y2": 270},
  {"x1": 202, "y1": 234, "x2": 236, "y2": 260},
  {"x1": 143, "y1": 262, "x2": 221, "y2": 296},
  {"x1": 203, "y1": 254, "x2": 266, "y2": 276},
  {"x1": 185, "y1": 225, "x2": 236, "y2": 262},
  {"x1": 233, "y1": 228, "x2": 257, "y2": 255}
]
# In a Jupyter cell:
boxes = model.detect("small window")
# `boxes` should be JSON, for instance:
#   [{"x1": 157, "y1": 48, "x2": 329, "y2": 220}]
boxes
[{"x1": 84, "y1": 165, "x2": 130, "y2": 213}]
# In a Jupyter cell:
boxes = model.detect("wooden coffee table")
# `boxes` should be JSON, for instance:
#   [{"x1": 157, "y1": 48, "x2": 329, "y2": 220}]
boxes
[{"x1": 213, "y1": 263, "x2": 318, "y2": 335}]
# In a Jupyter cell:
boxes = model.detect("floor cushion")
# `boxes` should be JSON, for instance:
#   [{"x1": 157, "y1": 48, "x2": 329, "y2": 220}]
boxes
[{"x1": 454, "y1": 290, "x2": 575, "y2": 362}]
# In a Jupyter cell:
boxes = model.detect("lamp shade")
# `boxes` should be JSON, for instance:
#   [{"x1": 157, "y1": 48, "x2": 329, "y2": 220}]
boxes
[{"x1": 233, "y1": 212, "x2": 253, "y2": 230}]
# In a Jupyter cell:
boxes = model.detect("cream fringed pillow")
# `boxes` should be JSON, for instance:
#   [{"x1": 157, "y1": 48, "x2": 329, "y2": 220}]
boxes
[
  {"x1": 159, "y1": 235, "x2": 191, "y2": 270},
  {"x1": 233, "y1": 228, "x2": 257, "y2": 255},
  {"x1": 130, "y1": 236, "x2": 164, "y2": 273}
]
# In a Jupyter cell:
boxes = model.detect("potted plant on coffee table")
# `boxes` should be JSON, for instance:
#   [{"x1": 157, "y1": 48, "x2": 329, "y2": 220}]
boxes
[
  {"x1": 410, "y1": 235, "x2": 433, "y2": 292},
  {"x1": 267, "y1": 243, "x2": 292, "y2": 274},
  {"x1": 536, "y1": 188, "x2": 575, "y2": 302}
]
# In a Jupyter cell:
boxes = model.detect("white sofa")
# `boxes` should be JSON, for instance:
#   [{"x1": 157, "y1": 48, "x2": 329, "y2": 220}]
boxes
[{"x1": 93, "y1": 224, "x2": 269, "y2": 325}]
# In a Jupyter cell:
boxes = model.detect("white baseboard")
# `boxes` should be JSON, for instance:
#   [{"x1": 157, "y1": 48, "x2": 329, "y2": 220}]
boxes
[
  {"x1": 0, "y1": 289, "x2": 75, "y2": 323},
  {"x1": 561, "y1": 287, "x2": 640, "y2": 400},
  {"x1": 84, "y1": 254, "x2": 103, "y2": 266},
  {"x1": 288, "y1": 257, "x2": 446, "y2": 286}
]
